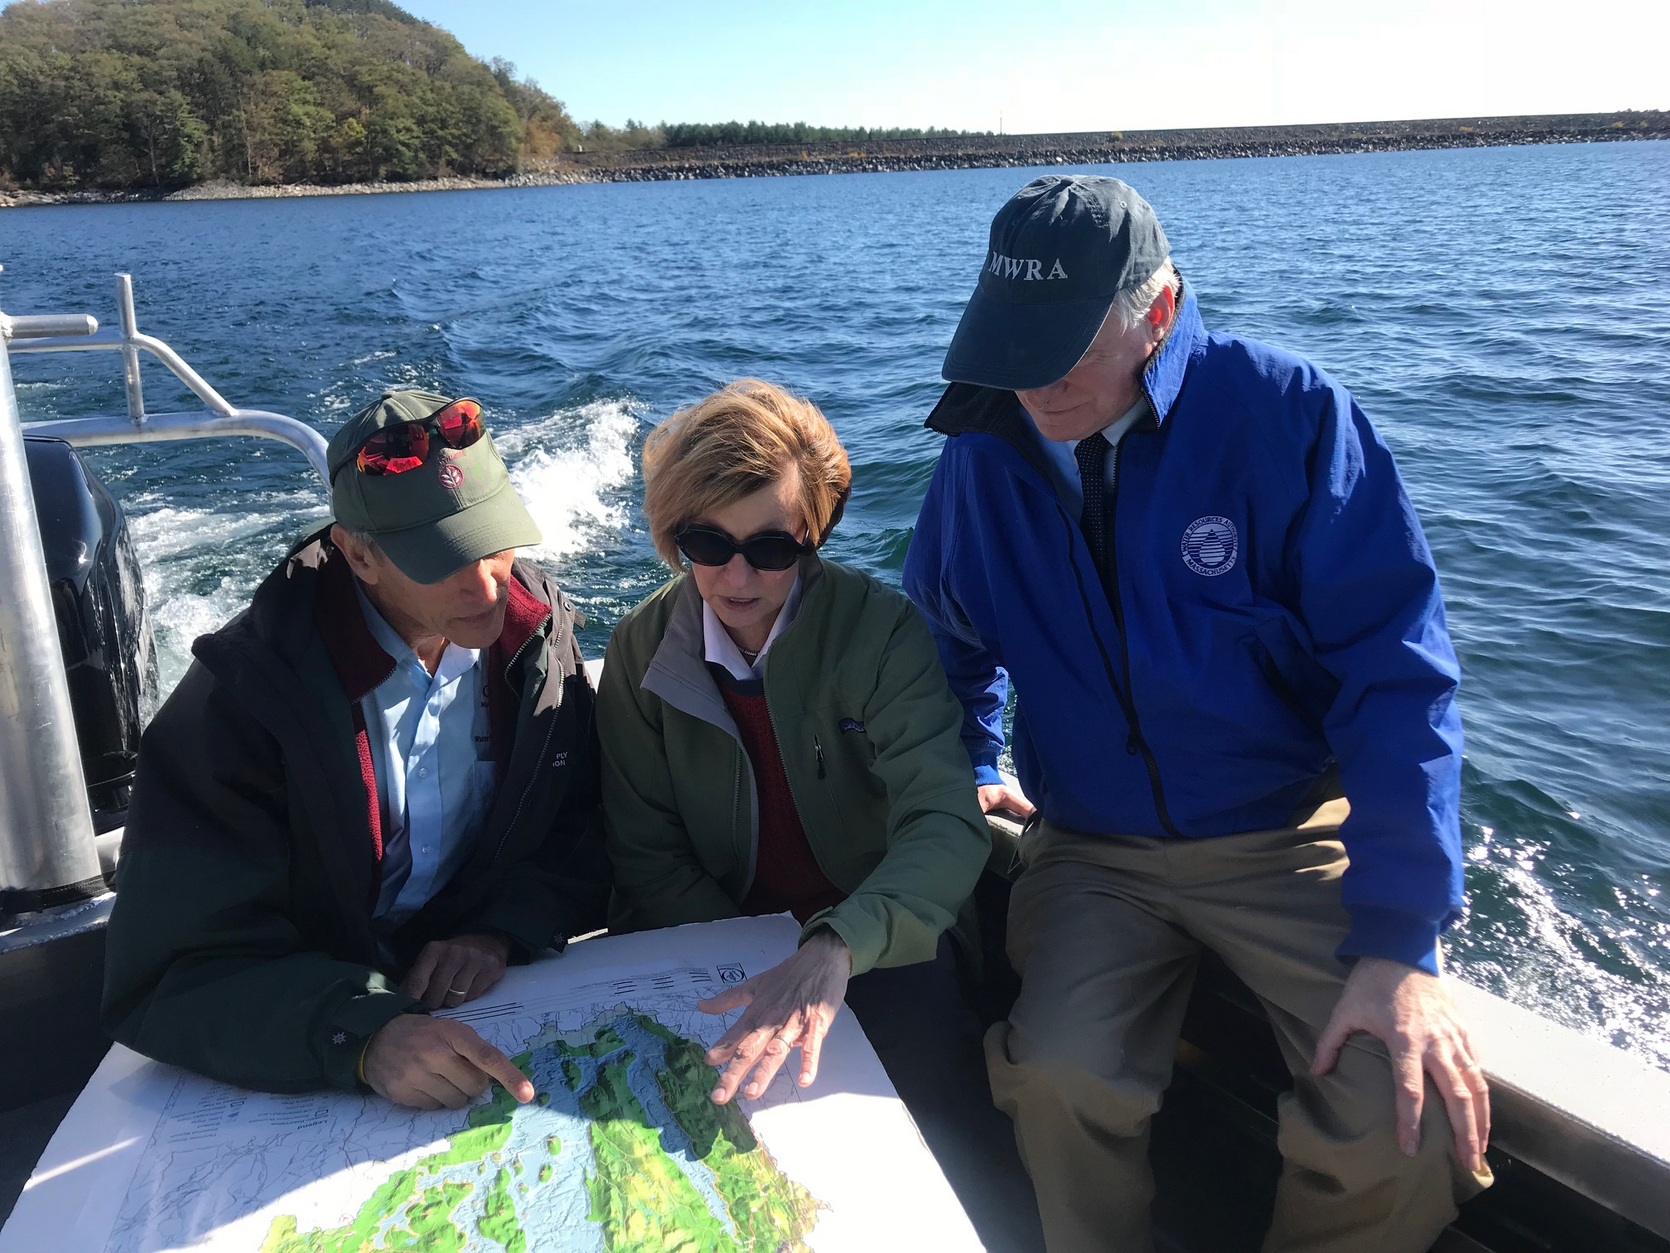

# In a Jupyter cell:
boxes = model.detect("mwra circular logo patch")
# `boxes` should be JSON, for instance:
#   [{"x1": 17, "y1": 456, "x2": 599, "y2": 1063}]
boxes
[{"x1": 1181, "y1": 516, "x2": 1238, "y2": 576}]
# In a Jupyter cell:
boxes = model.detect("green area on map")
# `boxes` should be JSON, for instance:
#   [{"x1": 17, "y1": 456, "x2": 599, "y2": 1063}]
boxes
[{"x1": 259, "y1": 1009, "x2": 823, "y2": 1253}]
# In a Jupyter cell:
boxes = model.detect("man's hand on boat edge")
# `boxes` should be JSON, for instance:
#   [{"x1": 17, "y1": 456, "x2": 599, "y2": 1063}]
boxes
[
  {"x1": 1312, "y1": 957, "x2": 1492, "y2": 1173},
  {"x1": 977, "y1": 782, "x2": 1036, "y2": 820}
]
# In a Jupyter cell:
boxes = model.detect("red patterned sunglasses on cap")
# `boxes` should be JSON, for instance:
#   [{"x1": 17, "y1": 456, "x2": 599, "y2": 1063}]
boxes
[{"x1": 354, "y1": 399, "x2": 486, "y2": 476}]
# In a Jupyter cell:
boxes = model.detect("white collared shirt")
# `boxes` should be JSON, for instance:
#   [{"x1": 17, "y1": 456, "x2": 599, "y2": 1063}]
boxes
[{"x1": 702, "y1": 573, "x2": 806, "y2": 681}]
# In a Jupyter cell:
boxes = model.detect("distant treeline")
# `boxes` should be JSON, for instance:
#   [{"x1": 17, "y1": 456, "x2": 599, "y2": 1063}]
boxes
[
  {"x1": 568, "y1": 119, "x2": 995, "y2": 154},
  {"x1": 658, "y1": 121, "x2": 993, "y2": 148},
  {"x1": 0, "y1": 0, "x2": 994, "y2": 191},
  {"x1": 0, "y1": 0, "x2": 584, "y2": 190}
]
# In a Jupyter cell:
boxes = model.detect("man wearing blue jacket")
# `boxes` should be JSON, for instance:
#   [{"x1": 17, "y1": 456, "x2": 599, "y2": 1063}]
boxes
[{"x1": 903, "y1": 176, "x2": 1492, "y2": 1252}]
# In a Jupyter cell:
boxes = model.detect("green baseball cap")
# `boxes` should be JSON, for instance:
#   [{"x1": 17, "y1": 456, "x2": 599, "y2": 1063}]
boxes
[{"x1": 328, "y1": 390, "x2": 542, "y2": 584}]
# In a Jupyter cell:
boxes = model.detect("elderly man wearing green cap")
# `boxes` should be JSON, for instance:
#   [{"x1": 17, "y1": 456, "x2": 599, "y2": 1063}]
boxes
[
  {"x1": 104, "y1": 390, "x2": 608, "y2": 1111},
  {"x1": 904, "y1": 177, "x2": 1492, "y2": 1250}
]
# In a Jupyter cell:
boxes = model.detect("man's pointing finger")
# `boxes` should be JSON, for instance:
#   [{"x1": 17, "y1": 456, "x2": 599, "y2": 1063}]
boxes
[{"x1": 455, "y1": 1035, "x2": 533, "y2": 1102}]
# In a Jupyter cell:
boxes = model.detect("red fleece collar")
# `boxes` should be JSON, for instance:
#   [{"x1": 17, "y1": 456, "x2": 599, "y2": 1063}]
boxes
[
  {"x1": 308, "y1": 548, "x2": 554, "y2": 883},
  {"x1": 313, "y1": 556, "x2": 394, "y2": 701},
  {"x1": 497, "y1": 577, "x2": 552, "y2": 667},
  {"x1": 313, "y1": 551, "x2": 552, "y2": 702}
]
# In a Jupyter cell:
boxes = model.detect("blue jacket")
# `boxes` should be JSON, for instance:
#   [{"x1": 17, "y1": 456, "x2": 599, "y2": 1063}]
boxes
[{"x1": 903, "y1": 290, "x2": 1465, "y2": 973}]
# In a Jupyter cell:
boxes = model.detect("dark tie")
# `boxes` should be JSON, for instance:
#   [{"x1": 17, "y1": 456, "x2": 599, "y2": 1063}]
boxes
[{"x1": 1075, "y1": 432, "x2": 1111, "y2": 577}]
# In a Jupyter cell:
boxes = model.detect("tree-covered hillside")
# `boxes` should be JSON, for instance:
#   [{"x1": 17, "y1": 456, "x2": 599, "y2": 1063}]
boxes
[{"x1": 0, "y1": 0, "x2": 582, "y2": 190}]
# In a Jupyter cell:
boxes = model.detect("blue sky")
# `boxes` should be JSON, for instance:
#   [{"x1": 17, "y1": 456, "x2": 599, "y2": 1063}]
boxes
[{"x1": 400, "y1": 0, "x2": 1668, "y2": 133}]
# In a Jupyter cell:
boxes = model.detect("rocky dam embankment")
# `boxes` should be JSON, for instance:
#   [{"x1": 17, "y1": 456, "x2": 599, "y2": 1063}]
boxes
[{"x1": 3, "y1": 112, "x2": 1664, "y2": 207}]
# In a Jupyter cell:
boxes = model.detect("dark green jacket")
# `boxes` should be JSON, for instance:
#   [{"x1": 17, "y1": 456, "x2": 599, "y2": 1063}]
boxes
[
  {"x1": 597, "y1": 557, "x2": 989, "y2": 975},
  {"x1": 102, "y1": 528, "x2": 608, "y2": 1093}
]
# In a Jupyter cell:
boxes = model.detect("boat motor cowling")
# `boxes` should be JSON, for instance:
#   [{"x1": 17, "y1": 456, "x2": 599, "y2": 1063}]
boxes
[{"x1": 23, "y1": 435, "x2": 156, "y2": 838}]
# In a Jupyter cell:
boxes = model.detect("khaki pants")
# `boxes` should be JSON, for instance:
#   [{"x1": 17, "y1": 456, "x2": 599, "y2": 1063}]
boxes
[{"x1": 986, "y1": 807, "x2": 1491, "y2": 1253}]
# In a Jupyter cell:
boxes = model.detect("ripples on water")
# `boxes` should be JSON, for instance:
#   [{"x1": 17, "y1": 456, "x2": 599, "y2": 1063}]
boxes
[{"x1": 3, "y1": 141, "x2": 1666, "y2": 1068}]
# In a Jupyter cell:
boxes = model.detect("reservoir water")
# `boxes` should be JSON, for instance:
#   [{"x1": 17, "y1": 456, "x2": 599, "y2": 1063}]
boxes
[{"x1": 3, "y1": 139, "x2": 1666, "y2": 1069}]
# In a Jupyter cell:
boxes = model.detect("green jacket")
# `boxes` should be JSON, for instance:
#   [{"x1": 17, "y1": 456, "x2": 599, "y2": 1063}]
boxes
[
  {"x1": 102, "y1": 528, "x2": 608, "y2": 1093},
  {"x1": 597, "y1": 557, "x2": 989, "y2": 975}
]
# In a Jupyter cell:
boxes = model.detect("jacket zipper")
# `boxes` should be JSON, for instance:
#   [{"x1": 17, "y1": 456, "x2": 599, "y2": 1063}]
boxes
[
  {"x1": 488, "y1": 700, "x2": 557, "y2": 869},
  {"x1": 485, "y1": 614, "x2": 559, "y2": 869},
  {"x1": 502, "y1": 609, "x2": 554, "y2": 688},
  {"x1": 763, "y1": 700, "x2": 830, "y2": 880},
  {"x1": 729, "y1": 728, "x2": 760, "y2": 894},
  {"x1": 1074, "y1": 439, "x2": 1182, "y2": 837},
  {"x1": 732, "y1": 750, "x2": 745, "y2": 873}
]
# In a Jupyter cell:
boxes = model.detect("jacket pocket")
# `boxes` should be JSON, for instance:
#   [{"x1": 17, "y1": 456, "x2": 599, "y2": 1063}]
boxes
[
  {"x1": 1248, "y1": 615, "x2": 1331, "y2": 735},
  {"x1": 835, "y1": 714, "x2": 879, "y2": 769}
]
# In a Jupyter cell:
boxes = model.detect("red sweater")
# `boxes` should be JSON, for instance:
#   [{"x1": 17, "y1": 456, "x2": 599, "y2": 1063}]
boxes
[{"x1": 714, "y1": 671, "x2": 845, "y2": 923}]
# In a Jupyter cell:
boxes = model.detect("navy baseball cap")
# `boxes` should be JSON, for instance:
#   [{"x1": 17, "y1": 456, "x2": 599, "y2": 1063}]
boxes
[{"x1": 942, "y1": 176, "x2": 1171, "y2": 391}]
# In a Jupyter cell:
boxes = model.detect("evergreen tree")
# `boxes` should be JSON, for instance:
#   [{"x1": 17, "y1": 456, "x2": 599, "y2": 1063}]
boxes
[{"x1": 0, "y1": 0, "x2": 580, "y2": 189}]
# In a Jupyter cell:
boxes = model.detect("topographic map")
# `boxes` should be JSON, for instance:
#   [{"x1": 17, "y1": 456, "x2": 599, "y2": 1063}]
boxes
[{"x1": 3, "y1": 916, "x2": 981, "y2": 1253}]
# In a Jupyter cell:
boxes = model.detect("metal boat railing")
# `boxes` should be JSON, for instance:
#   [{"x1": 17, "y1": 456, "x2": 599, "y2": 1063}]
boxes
[
  {"x1": 8, "y1": 272, "x2": 330, "y2": 484},
  {"x1": 0, "y1": 269, "x2": 328, "y2": 921},
  {"x1": 0, "y1": 285, "x2": 103, "y2": 916}
]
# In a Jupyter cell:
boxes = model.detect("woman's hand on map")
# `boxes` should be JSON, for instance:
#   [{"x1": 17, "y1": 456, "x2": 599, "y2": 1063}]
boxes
[
  {"x1": 363, "y1": 1014, "x2": 536, "y2": 1111},
  {"x1": 402, "y1": 932, "x2": 512, "y2": 1009},
  {"x1": 697, "y1": 929, "x2": 853, "y2": 1105}
]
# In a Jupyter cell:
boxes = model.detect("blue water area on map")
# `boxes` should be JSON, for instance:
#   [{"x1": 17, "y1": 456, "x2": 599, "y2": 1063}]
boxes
[
  {"x1": 518, "y1": 1011, "x2": 743, "y2": 1245},
  {"x1": 3, "y1": 140, "x2": 1666, "y2": 1066}
]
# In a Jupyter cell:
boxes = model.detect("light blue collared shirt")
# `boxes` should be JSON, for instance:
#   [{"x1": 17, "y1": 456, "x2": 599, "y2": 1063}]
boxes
[
  {"x1": 354, "y1": 583, "x2": 497, "y2": 930},
  {"x1": 1023, "y1": 398, "x2": 1151, "y2": 516}
]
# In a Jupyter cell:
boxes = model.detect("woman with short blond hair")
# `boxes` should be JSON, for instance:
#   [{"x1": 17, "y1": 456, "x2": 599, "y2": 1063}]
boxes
[
  {"x1": 598, "y1": 379, "x2": 1040, "y2": 1248},
  {"x1": 639, "y1": 378, "x2": 851, "y2": 570}
]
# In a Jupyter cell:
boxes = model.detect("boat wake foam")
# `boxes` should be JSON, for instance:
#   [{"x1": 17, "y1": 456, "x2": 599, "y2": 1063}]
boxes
[{"x1": 499, "y1": 398, "x2": 641, "y2": 564}]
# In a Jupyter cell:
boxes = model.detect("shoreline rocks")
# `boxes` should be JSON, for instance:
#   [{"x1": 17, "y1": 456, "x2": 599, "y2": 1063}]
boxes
[
  {"x1": 3, "y1": 112, "x2": 1664, "y2": 208},
  {"x1": 0, "y1": 171, "x2": 592, "y2": 208}
]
